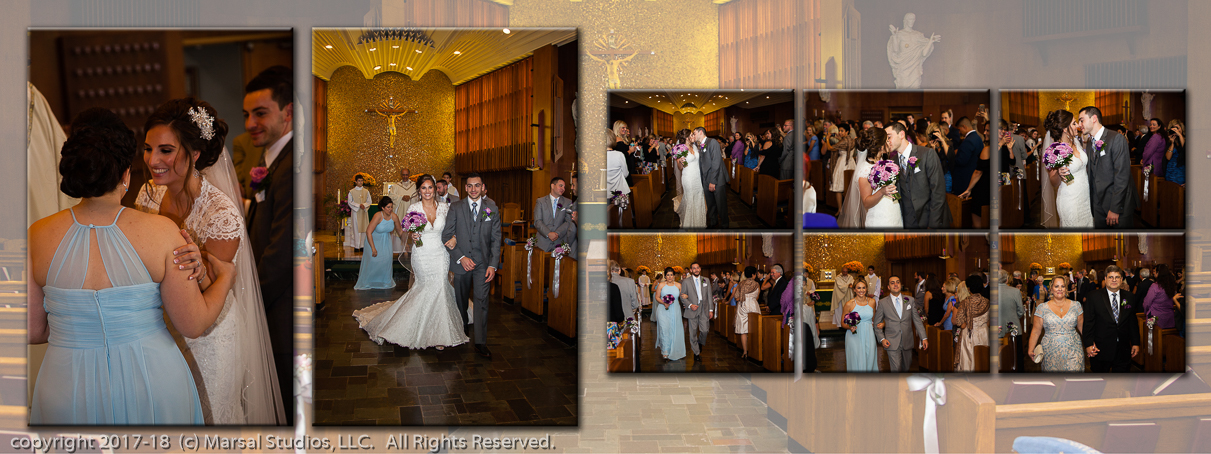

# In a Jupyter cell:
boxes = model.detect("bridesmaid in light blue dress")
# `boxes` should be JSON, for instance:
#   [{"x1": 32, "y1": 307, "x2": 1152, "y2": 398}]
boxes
[
  {"x1": 842, "y1": 280, "x2": 879, "y2": 372},
  {"x1": 354, "y1": 197, "x2": 403, "y2": 290},
  {"x1": 653, "y1": 268, "x2": 687, "y2": 361},
  {"x1": 27, "y1": 123, "x2": 236, "y2": 424}
]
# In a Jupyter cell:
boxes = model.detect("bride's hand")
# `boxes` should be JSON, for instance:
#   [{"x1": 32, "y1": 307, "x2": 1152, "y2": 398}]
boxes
[
  {"x1": 203, "y1": 251, "x2": 236, "y2": 284},
  {"x1": 412, "y1": 232, "x2": 421, "y2": 241},
  {"x1": 883, "y1": 184, "x2": 898, "y2": 196},
  {"x1": 445, "y1": 236, "x2": 457, "y2": 249},
  {"x1": 1059, "y1": 166, "x2": 1070, "y2": 176}
]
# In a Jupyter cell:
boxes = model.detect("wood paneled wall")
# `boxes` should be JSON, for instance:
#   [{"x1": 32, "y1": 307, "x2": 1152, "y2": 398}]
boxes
[
  {"x1": 454, "y1": 57, "x2": 534, "y2": 172},
  {"x1": 654, "y1": 110, "x2": 674, "y2": 137},
  {"x1": 314, "y1": 76, "x2": 329, "y2": 229},
  {"x1": 696, "y1": 234, "x2": 738, "y2": 266},
  {"x1": 704, "y1": 110, "x2": 725, "y2": 137},
  {"x1": 805, "y1": 91, "x2": 988, "y2": 125},
  {"x1": 719, "y1": 0, "x2": 818, "y2": 88}
]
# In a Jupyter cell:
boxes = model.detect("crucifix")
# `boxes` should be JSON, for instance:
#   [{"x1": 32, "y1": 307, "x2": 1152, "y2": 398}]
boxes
[
  {"x1": 364, "y1": 96, "x2": 418, "y2": 147},
  {"x1": 1056, "y1": 92, "x2": 1077, "y2": 110},
  {"x1": 587, "y1": 29, "x2": 654, "y2": 89}
]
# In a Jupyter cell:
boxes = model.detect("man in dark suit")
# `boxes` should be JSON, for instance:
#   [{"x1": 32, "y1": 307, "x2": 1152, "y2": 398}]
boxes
[
  {"x1": 1082, "y1": 266, "x2": 1140, "y2": 372},
  {"x1": 1078, "y1": 106, "x2": 1138, "y2": 228},
  {"x1": 1134, "y1": 267, "x2": 1154, "y2": 304},
  {"x1": 886, "y1": 122, "x2": 951, "y2": 228},
  {"x1": 692, "y1": 127, "x2": 730, "y2": 228},
  {"x1": 950, "y1": 117, "x2": 982, "y2": 198},
  {"x1": 766, "y1": 265, "x2": 789, "y2": 317},
  {"x1": 441, "y1": 173, "x2": 502, "y2": 358},
  {"x1": 242, "y1": 65, "x2": 294, "y2": 423}
]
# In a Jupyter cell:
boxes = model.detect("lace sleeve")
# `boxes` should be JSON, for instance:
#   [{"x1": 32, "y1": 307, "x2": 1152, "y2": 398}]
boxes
[
  {"x1": 134, "y1": 183, "x2": 165, "y2": 214},
  {"x1": 190, "y1": 183, "x2": 245, "y2": 242}
]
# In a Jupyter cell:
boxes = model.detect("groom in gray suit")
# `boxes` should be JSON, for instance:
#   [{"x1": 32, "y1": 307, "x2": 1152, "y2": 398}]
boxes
[
  {"x1": 679, "y1": 262, "x2": 716, "y2": 362},
  {"x1": 442, "y1": 173, "x2": 502, "y2": 358},
  {"x1": 873, "y1": 276, "x2": 929, "y2": 372},
  {"x1": 887, "y1": 122, "x2": 951, "y2": 228},
  {"x1": 1078, "y1": 106, "x2": 1137, "y2": 228},
  {"x1": 692, "y1": 127, "x2": 730, "y2": 228}
]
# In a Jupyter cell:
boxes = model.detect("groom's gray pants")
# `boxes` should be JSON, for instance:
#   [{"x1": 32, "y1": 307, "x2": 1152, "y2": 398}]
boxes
[
  {"x1": 454, "y1": 266, "x2": 490, "y2": 345},
  {"x1": 686, "y1": 312, "x2": 710, "y2": 355},
  {"x1": 887, "y1": 348, "x2": 913, "y2": 372},
  {"x1": 705, "y1": 184, "x2": 729, "y2": 228}
]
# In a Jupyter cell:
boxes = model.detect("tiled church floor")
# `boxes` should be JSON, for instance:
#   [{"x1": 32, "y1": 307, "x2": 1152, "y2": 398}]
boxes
[
  {"x1": 628, "y1": 309, "x2": 768, "y2": 373},
  {"x1": 313, "y1": 278, "x2": 577, "y2": 426}
]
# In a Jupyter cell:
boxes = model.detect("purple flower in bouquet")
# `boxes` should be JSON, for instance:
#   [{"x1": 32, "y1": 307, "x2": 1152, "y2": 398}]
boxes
[
  {"x1": 1143, "y1": 164, "x2": 1154, "y2": 176},
  {"x1": 906, "y1": 156, "x2": 918, "y2": 170},
  {"x1": 661, "y1": 294, "x2": 676, "y2": 307},
  {"x1": 1042, "y1": 142, "x2": 1075, "y2": 185},
  {"x1": 250, "y1": 166, "x2": 269, "y2": 191},
  {"x1": 672, "y1": 143, "x2": 691, "y2": 162},
  {"x1": 337, "y1": 200, "x2": 352, "y2": 217},
  {"x1": 609, "y1": 190, "x2": 629, "y2": 210},
  {"x1": 1094, "y1": 139, "x2": 1104, "y2": 151},
  {"x1": 552, "y1": 242, "x2": 571, "y2": 260},
  {"x1": 868, "y1": 159, "x2": 902, "y2": 202},
  {"x1": 524, "y1": 234, "x2": 538, "y2": 251},
  {"x1": 400, "y1": 210, "x2": 429, "y2": 246},
  {"x1": 842, "y1": 311, "x2": 862, "y2": 327},
  {"x1": 480, "y1": 207, "x2": 493, "y2": 222}
]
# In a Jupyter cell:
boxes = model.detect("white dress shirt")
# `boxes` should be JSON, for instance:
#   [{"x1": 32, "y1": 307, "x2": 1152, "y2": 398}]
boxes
[{"x1": 263, "y1": 130, "x2": 293, "y2": 169}]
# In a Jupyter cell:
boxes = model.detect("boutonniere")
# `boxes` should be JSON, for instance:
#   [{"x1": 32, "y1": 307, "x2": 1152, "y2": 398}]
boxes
[
  {"x1": 250, "y1": 166, "x2": 270, "y2": 191},
  {"x1": 1119, "y1": 299, "x2": 1131, "y2": 310},
  {"x1": 480, "y1": 207, "x2": 493, "y2": 221},
  {"x1": 1094, "y1": 139, "x2": 1105, "y2": 152},
  {"x1": 906, "y1": 156, "x2": 918, "y2": 171}
]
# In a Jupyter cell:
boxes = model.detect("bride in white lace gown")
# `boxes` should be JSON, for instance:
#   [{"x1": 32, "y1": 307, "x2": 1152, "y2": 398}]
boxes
[
  {"x1": 678, "y1": 139, "x2": 708, "y2": 228},
  {"x1": 1044, "y1": 109, "x2": 1093, "y2": 228},
  {"x1": 137, "y1": 98, "x2": 284, "y2": 424},
  {"x1": 840, "y1": 128, "x2": 902, "y2": 228},
  {"x1": 354, "y1": 175, "x2": 469, "y2": 350}
]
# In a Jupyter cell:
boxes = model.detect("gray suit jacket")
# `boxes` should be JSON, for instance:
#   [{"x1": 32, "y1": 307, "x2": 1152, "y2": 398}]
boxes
[
  {"x1": 896, "y1": 144, "x2": 952, "y2": 228},
  {"x1": 873, "y1": 294, "x2": 927, "y2": 351},
  {"x1": 1086, "y1": 128, "x2": 1137, "y2": 228},
  {"x1": 679, "y1": 275, "x2": 716, "y2": 319},
  {"x1": 613, "y1": 275, "x2": 640, "y2": 318},
  {"x1": 533, "y1": 195, "x2": 574, "y2": 251},
  {"x1": 998, "y1": 283, "x2": 1024, "y2": 336},
  {"x1": 698, "y1": 138, "x2": 730, "y2": 187},
  {"x1": 779, "y1": 130, "x2": 796, "y2": 180},
  {"x1": 441, "y1": 193, "x2": 460, "y2": 204},
  {"x1": 1010, "y1": 134, "x2": 1027, "y2": 170},
  {"x1": 441, "y1": 196, "x2": 502, "y2": 274}
]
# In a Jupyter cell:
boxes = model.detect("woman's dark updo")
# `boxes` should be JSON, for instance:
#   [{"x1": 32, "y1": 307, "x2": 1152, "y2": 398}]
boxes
[
  {"x1": 1043, "y1": 109, "x2": 1073, "y2": 144},
  {"x1": 143, "y1": 98, "x2": 230, "y2": 172},
  {"x1": 857, "y1": 127, "x2": 888, "y2": 163},
  {"x1": 378, "y1": 196, "x2": 394, "y2": 208},
  {"x1": 60, "y1": 124, "x2": 137, "y2": 199},
  {"x1": 416, "y1": 174, "x2": 436, "y2": 189}
]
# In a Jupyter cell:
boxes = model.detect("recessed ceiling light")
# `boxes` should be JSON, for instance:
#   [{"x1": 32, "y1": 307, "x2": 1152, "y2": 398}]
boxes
[
  {"x1": 392, "y1": 45, "x2": 400, "y2": 49},
  {"x1": 406, "y1": 66, "x2": 413, "y2": 71},
  {"x1": 324, "y1": 44, "x2": 333, "y2": 49},
  {"x1": 503, "y1": 28, "x2": 511, "y2": 34},
  {"x1": 766, "y1": 96, "x2": 770, "y2": 98},
  {"x1": 374, "y1": 65, "x2": 382, "y2": 70},
  {"x1": 453, "y1": 51, "x2": 462, "y2": 55},
  {"x1": 416, "y1": 49, "x2": 422, "y2": 54},
  {"x1": 369, "y1": 47, "x2": 377, "y2": 51},
  {"x1": 625, "y1": 101, "x2": 628, "y2": 103},
  {"x1": 389, "y1": 63, "x2": 397, "y2": 66}
]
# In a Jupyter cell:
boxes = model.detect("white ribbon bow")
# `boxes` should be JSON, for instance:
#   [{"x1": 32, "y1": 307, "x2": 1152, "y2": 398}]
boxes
[
  {"x1": 524, "y1": 242, "x2": 534, "y2": 289},
  {"x1": 552, "y1": 256, "x2": 563, "y2": 298},
  {"x1": 907, "y1": 374, "x2": 947, "y2": 454},
  {"x1": 1143, "y1": 167, "x2": 1152, "y2": 201}
]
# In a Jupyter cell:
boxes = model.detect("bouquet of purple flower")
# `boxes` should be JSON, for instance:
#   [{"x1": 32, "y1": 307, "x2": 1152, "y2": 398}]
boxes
[
  {"x1": 1042, "y1": 142, "x2": 1075, "y2": 185},
  {"x1": 842, "y1": 311, "x2": 861, "y2": 327},
  {"x1": 660, "y1": 294, "x2": 675, "y2": 308},
  {"x1": 337, "y1": 200, "x2": 352, "y2": 218},
  {"x1": 400, "y1": 211, "x2": 429, "y2": 246},
  {"x1": 868, "y1": 159, "x2": 902, "y2": 202},
  {"x1": 672, "y1": 143, "x2": 690, "y2": 163}
]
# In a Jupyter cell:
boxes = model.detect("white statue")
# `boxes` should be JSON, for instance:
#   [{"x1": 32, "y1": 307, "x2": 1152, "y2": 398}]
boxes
[
  {"x1": 730, "y1": 116, "x2": 738, "y2": 135},
  {"x1": 887, "y1": 13, "x2": 940, "y2": 89},
  {"x1": 1141, "y1": 92, "x2": 1155, "y2": 121}
]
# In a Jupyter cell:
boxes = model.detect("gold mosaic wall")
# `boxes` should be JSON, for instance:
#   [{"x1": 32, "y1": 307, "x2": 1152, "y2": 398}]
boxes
[
  {"x1": 1037, "y1": 90, "x2": 1095, "y2": 124},
  {"x1": 324, "y1": 66, "x2": 456, "y2": 199},
  {"x1": 1008, "y1": 233, "x2": 1087, "y2": 274},
  {"x1": 802, "y1": 234, "x2": 887, "y2": 283},
  {"x1": 614, "y1": 233, "x2": 699, "y2": 276}
]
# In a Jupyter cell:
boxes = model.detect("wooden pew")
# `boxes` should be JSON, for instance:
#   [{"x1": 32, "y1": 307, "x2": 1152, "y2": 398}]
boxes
[
  {"x1": 1024, "y1": 163, "x2": 1040, "y2": 210},
  {"x1": 738, "y1": 166, "x2": 757, "y2": 206},
  {"x1": 1157, "y1": 179, "x2": 1184, "y2": 228},
  {"x1": 630, "y1": 181, "x2": 653, "y2": 229},
  {"x1": 762, "y1": 320, "x2": 784, "y2": 371},
  {"x1": 947, "y1": 194, "x2": 963, "y2": 228},
  {"x1": 749, "y1": 312, "x2": 764, "y2": 363},
  {"x1": 547, "y1": 258, "x2": 577, "y2": 338},
  {"x1": 501, "y1": 202, "x2": 522, "y2": 224},
  {"x1": 651, "y1": 166, "x2": 666, "y2": 202},
  {"x1": 728, "y1": 158, "x2": 740, "y2": 192},
  {"x1": 757, "y1": 174, "x2": 793, "y2": 227},
  {"x1": 607, "y1": 332, "x2": 634, "y2": 372},
  {"x1": 1000, "y1": 179, "x2": 1024, "y2": 228},
  {"x1": 502, "y1": 243, "x2": 527, "y2": 302},
  {"x1": 521, "y1": 251, "x2": 549, "y2": 317},
  {"x1": 1140, "y1": 174, "x2": 1159, "y2": 227},
  {"x1": 607, "y1": 194, "x2": 636, "y2": 229}
]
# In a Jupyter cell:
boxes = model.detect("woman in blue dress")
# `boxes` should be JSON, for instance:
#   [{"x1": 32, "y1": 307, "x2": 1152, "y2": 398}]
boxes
[
  {"x1": 653, "y1": 268, "x2": 687, "y2": 361},
  {"x1": 743, "y1": 133, "x2": 762, "y2": 169},
  {"x1": 840, "y1": 280, "x2": 878, "y2": 372},
  {"x1": 354, "y1": 196, "x2": 403, "y2": 290},
  {"x1": 1027, "y1": 275, "x2": 1085, "y2": 372},
  {"x1": 28, "y1": 122, "x2": 236, "y2": 424}
]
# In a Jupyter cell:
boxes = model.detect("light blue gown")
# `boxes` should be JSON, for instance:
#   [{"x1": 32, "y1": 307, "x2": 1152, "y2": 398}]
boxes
[
  {"x1": 654, "y1": 284, "x2": 687, "y2": 361},
  {"x1": 32, "y1": 208, "x2": 204, "y2": 424},
  {"x1": 354, "y1": 218, "x2": 396, "y2": 290},
  {"x1": 845, "y1": 303, "x2": 878, "y2": 372}
]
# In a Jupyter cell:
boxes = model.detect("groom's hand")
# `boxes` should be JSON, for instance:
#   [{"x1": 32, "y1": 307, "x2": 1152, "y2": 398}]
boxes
[
  {"x1": 1107, "y1": 211, "x2": 1120, "y2": 226},
  {"x1": 882, "y1": 339, "x2": 891, "y2": 348},
  {"x1": 460, "y1": 256, "x2": 476, "y2": 271},
  {"x1": 1086, "y1": 345, "x2": 1099, "y2": 357},
  {"x1": 708, "y1": 183, "x2": 716, "y2": 192},
  {"x1": 485, "y1": 267, "x2": 496, "y2": 283},
  {"x1": 548, "y1": 232, "x2": 559, "y2": 241}
]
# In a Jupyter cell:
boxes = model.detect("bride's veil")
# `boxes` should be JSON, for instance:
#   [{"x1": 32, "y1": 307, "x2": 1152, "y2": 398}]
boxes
[
  {"x1": 203, "y1": 149, "x2": 287, "y2": 423},
  {"x1": 836, "y1": 150, "x2": 868, "y2": 228},
  {"x1": 1039, "y1": 132, "x2": 1059, "y2": 228}
]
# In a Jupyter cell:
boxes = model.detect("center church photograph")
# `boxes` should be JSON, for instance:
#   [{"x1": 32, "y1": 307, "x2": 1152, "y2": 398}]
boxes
[{"x1": 310, "y1": 28, "x2": 579, "y2": 426}]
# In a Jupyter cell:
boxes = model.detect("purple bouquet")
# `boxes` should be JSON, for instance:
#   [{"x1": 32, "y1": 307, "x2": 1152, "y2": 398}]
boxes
[
  {"x1": 869, "y1": 159, "x2": 902, "y2": 202},
  {"x1": 842, "y1": 311, "x2": 862, "y2": 327},
  {"x1": 1042, "y1": 142, "x2": 1075, "y2": 184},
  {"x1": 337, "y1": 200, "x2": 352, "y2": 218},
  {"x1": 400, "y1": 211, "x2": 429, "y2": 246},
  {"x1": 672, "y1": 143, "x2": 690, "y2": 163},
  {"x1": 661, "y1": 294, "x2": 675, "y2": 308}
]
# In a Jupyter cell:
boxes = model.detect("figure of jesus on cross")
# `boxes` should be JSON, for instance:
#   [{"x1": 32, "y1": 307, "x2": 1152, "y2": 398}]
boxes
[
  {"x1": 587, "y1": 30, "x2": 654, "y2": 89},
  {"x1": 365, "y1": 96, "x2": 417, "y2": 147}
]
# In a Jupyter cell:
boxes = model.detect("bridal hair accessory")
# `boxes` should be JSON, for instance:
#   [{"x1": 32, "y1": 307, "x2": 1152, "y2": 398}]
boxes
[{"x1": 187, "y1": 106, "x2": 215, "y2": 141}]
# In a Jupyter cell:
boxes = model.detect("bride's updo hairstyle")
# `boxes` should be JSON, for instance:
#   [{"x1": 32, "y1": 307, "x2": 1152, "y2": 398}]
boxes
[
  {"x1": 416, "y1": 174, "x2": 436, "y2": 191},
  {"x1": 857, "y1": 127, "x2": 888, "y2": 164},
  {"x1": 676, "y1": 129, "x2": 692, "y2": 145},
  {"x1": 1043, "y1": 109, "x2": 1073, "y2": 144},
  {"x1": 144, "y1": 98, "x2": 230, "y2": 173},
  {"x1": 59, "y1": 116, "x2": 137, "y2": 199}
]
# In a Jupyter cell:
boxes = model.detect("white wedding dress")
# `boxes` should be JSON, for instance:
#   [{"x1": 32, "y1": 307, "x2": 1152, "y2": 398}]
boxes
[
  {"x1": 679, "y1": 148, "x2": 708, "y2": 228},
  {"x1": 136, "y1": 172, "x2": 284, "y2": 425},
  {"x1": 855, "y1": 160, "x2": 904, "y2": 229},
  {"x1": 353, "y1": 201, "x2": 470, "y2": 349},
  {"x1": 1055, "y1": 144, "x2": 1094, "y2": 228}
]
